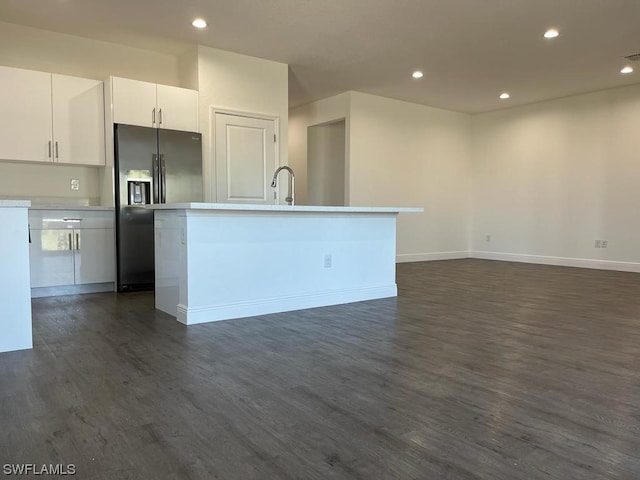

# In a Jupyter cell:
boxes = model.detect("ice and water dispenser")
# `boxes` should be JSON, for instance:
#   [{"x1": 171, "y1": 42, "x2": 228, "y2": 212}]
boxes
[{"x1": 126, "y1": 172, "x2": 152, "y2": 205}]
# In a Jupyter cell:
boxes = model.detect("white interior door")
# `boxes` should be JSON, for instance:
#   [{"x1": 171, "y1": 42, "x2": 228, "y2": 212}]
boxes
[{"x1": 214, "y1": 113, "x2": 277, "y2": 204}]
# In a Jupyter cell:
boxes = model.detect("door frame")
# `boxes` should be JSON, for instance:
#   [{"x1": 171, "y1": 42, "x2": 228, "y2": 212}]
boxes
[{"x1": 210, "y1": 107, "x2": 280, "y2": 203}]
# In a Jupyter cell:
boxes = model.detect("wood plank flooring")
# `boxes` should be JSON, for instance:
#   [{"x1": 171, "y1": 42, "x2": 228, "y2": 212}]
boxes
[{"x1": 1, "y1": 259, "x2": 640, "y2": 479}]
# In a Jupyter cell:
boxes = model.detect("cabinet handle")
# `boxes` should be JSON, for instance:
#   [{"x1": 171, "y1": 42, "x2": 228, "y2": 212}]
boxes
[
  {"x1": 55, "y1": 141, "x2": 59, "y2": 160},
  {"x1": 68, "y1": 233, "x2": 73, "y2": 251},
  {"x1": 160, "y1": 154, "x2": 166, "y2": 203},
  {"x1": 76, "y1": 233, "x2": 80, "y2": 251},
  {"x1": 152, "y1": 107, "x2": 156, "y2": 126},
  {"x1": 48, "y1": 141, "x2": 52, "y2": 159},
  {"x1": 159, "y1": 108, "x2": 163, "y2": 126}
]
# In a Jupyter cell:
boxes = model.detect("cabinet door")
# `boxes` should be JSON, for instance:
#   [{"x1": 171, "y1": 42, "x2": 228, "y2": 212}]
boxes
[
  {"x1": 111, "y1": 77, "x2": 157, "y2": 128},
  {"x1": 156, "y1": 84, "x2": 198, "y2": 132},
  {"x1": 74, "y1": 228, "x2": 115, "y2": 284},
  {"x1": 29, "y1": 229, "x2": 75, "y2": 287},
  {"x1": 52, "y1": 74, "x2": 106, "y2": 166},
  {"x1": 0, "y1": 67, "x2": 53, "y2": 162}
]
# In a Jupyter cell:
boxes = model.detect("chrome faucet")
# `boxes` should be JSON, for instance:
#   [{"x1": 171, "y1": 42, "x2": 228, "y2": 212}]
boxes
[{"x1": 271, "y1": 166, "x2": 295, "y2": 205}]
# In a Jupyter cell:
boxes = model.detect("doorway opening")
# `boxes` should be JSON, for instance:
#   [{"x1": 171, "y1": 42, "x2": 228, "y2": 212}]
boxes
[{"x1": 307, "y1": 119, "x2": 346, "y2": 206}]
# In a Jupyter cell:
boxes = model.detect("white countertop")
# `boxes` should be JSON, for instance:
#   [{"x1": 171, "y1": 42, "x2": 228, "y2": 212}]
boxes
[
  {"x1": 147, "y1": 202, "x2": 423, "y2": 213},
  {"x1": 0, "y1": 200, "x2": 31, "y2": 208},
  {"x1": 29, "y1": 205, "x2": 114, "y2": 211}
]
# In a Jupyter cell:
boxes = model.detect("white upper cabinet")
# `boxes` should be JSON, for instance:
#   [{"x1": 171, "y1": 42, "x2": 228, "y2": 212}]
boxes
[
  {"x1": 0, "y1": 66, "x2": 53, "y2": 162},
  {"x1": 0, "y1": 66, "x2": 105, "y2": 166},
  {"x1": 111, "y1": 77, "x2": 157, "y2": 128},
  {"x1": 52, "y1": 74, "x2": 105, "y2": 166},
  {"x1": 111, "y1": 77, "x2": 198, "y2": 132},
  {"x1": 156, "y1": 84, "x2": 199, "y2": 132}
]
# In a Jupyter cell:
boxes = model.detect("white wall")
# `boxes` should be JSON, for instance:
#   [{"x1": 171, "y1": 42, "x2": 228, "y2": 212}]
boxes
[
  {"x1": 290, "y1": 91, "x2": 472, "y2": 260},
  {"x1": 471, "y1": 83, "x2": 640, "y2": 271},
  {"x1": 0, "y1": 21, "x2": 181, "y2": 205},
  {"x1": 0, "y1": 21, "x2": 180, "y2": 84},
  {"x1": 178, "y1": 47, "x2": 199, "y2": 91},
  {"x1": 0, "y1": 162, "x2": 100, "y2": 206},
  {"x1": 307, "y1": 120, "x2": 346, "y2": 206},
  {"x1": 195, "y1": 46, "x2": 288, "y2": 202}
]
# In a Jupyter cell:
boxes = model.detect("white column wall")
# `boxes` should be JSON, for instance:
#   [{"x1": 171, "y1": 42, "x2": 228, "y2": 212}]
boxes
[
  {"x1": 348, "y1": 92, "x2": 472, "y2": 261},
  {"x1": 195, "y1": 46, "x2": 289, "y2": 203}
]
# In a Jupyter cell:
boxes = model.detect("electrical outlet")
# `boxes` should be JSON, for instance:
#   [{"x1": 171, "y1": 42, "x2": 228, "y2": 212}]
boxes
[
  {"x1": 70, "y1": 179, "x2": 80, "y2": 191},
  {"x1": 485, "y1": 234, "x2": 491, "y2": 242},
  {"x1": 601, "y1": 240, "x2": 608, "y2": 248},
  {"x1": 595, "y1": 239, "x2": 602, "y2": 248},
  {"x1": 323, "y1": 253, "x2": 332, "y2": 268}
]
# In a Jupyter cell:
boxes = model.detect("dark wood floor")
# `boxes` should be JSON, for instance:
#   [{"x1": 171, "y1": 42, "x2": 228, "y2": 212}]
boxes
[{"x1": 1, "y1": 259, "x2": 640, "y2": 479}]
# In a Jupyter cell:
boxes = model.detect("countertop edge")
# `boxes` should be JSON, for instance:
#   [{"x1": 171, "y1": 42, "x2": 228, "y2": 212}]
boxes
[
  {"x1": 0, "y1": 200, "x2": 31, "y2": 208},
  {"x1": 146, "y1": 203, "x2": 423, "y2": 213}
]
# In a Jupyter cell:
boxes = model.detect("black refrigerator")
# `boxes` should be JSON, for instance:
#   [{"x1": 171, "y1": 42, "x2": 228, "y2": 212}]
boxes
[{"x1": 114, "y1": 124, "x2": 203, "y2": 292}]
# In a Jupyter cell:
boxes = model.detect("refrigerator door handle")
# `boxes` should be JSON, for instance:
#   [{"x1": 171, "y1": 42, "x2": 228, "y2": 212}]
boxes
[
  {"x1": 152, "y1": 154, "x2": 160, "y2": 204},
  {"x1": 160, "y1": 154, "x2": 167, "y2": 203}
]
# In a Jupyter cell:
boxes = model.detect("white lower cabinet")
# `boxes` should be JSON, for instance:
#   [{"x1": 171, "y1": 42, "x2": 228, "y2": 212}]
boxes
[
  {"x1": 73, "y1": 228, "x2": 115, "y2": 284},
  {"x1": 0, "y1": 203, "x2": 32, "y2": 353},
  {"x1": 29, "y1": 229, "x2": 75, "y2": 287},
  {"x1": 28, "y1": 209, "x2": 115, "y2": 296}
]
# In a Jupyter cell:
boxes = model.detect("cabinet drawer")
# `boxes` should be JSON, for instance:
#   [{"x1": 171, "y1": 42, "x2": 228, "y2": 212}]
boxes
[{"x1": 29, "y1": 209, "x2": 114, "y2": 229}]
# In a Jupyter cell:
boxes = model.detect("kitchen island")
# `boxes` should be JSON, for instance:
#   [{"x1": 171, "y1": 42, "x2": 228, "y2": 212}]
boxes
[
  {"x1": 149, "y1": 203, "x2": 421, "y2": 325},
  {"x1": 0, "y1": 200, "x2": 32, "y2": 352}
]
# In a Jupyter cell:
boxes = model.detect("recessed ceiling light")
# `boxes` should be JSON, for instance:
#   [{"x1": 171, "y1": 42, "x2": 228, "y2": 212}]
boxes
[
  {"x1": 412, "y1": 71, "x2": 424, "y2": 79},
  {"x1": 544, "y1": 29, "x2": 559, "y2": 39},
  {"x1": 620, "y1": 66, "x2": 634, "y2": 74},
  {"x1": 192, "y1": 18, "x2": 207, "y2": 29},
  {"x1": 499, "y1": 93, "x2": 510, "y2": 99}
]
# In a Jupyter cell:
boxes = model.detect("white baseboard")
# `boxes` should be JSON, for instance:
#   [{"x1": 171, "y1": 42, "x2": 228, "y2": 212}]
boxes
[
  {"x1": 396, "y1": 251, "x2": 470, "y2": 263},
  {"x1": 176, "y1": 284, "x2": 398, "y2": 325},
  {"x1": 470, "y1": 251, "x2": 640, "y2": 273}
]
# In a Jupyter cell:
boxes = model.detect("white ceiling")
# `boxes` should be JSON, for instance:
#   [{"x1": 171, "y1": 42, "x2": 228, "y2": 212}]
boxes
[{"x1": 1, "y1": 0, "x2": 640, "y2": 113}]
